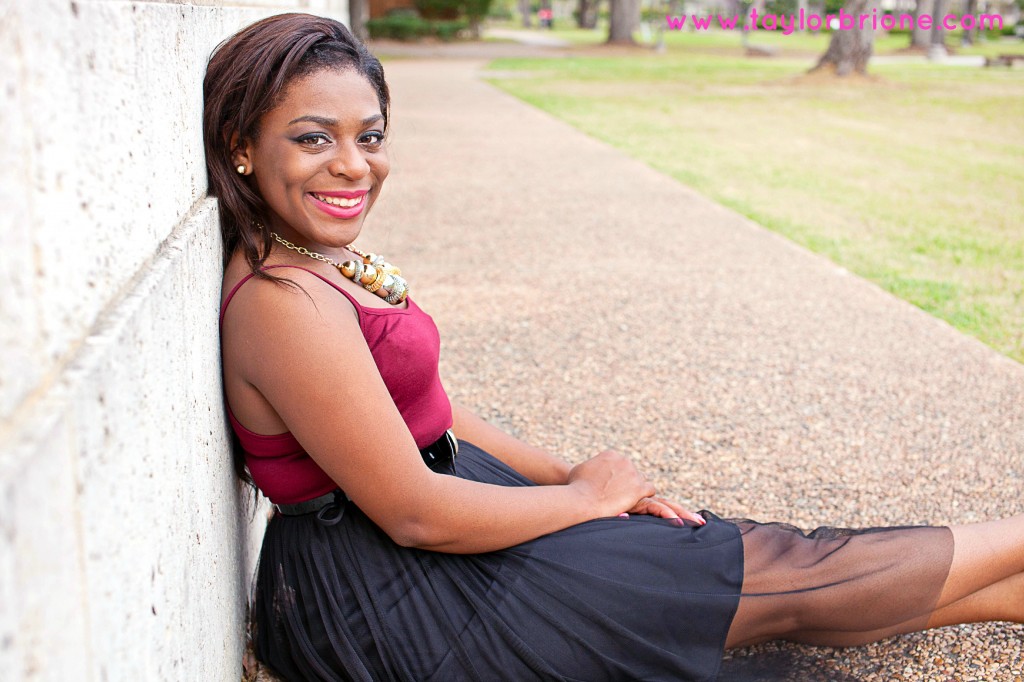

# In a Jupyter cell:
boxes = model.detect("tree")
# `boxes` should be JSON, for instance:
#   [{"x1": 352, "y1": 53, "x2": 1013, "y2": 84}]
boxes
[
  {"x1": 928, "y1": 0, "x2": 949, "y2": 57},
  {"x1": 607, "y1": 0, "x2": 640, "y2": 43},
  {"x1": 794, "y1": 0, "x2": 809, "y2": 32},
  {"x1": 519, "y1": 0, "x2": 532, "y2": 27},
  {"x1": 654, "y1": 0, "x2": 680, "y2": 51},
  {"x1": 740, "y1": 0, "x2": 763, "y2": 48},
  {"x1": 577, "y1": 0, "x2": 601, "y2": 28},
  {"x1": 961, "y1": 0, "x2": 979, "y2": 45},
  {"x1": 465, "y1": 0, "x2": 494, "y2": 37},
  {"x1": 808, "y1": 0, "x2": 879, "y2": 75},
  {"x1": 910, "y1": 0, "x2": 933, "y2": 48},
  {"x1": 349, "y1": 0, "x2": 369, "y2": 40}
]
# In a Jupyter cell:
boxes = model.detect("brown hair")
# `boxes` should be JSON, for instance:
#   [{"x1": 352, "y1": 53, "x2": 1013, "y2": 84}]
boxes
[
  {"x1": 203, "y1": 13, "x2": 390, "y2": 489},
  {"x1": 203, "y1": 12, "x2": 390, "y2": 275}
]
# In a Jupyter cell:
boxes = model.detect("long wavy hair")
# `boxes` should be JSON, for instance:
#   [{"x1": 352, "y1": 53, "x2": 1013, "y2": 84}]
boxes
[{"x1": 203, "y1": 13, "x2": 390, "y2": 487}]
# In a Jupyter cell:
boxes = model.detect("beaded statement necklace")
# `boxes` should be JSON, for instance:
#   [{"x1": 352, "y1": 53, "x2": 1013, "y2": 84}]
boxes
[{"x1": 271, "y1": 232, "x2": 410, "y2": 305}]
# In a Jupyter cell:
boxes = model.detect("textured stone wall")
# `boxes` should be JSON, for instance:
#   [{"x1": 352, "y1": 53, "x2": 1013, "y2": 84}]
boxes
[{"x1": 0, "y1": 0, "x2": 347, "y2": 678}]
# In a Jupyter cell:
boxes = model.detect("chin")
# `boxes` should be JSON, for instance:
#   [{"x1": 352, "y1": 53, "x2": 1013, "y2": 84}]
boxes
[{"x1": 315, "y1": 222, "x2": 364, "y2": 247}]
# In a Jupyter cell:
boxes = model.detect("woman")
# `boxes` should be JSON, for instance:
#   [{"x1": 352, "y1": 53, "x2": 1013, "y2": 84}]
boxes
[{"x1": 206, "y1": 13, "x2": 1023, "y2": 681}]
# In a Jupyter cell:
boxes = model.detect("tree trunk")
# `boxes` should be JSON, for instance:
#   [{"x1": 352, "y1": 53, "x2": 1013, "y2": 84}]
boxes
[
  {"x1": 961, "y1": 0, "x2": 978, "y2": 44},
  {"x1": 929, "y1": 0, "x2": 948, "y2": 56},
  {"x1": 607, "y1": 0, "x2": 640, "y2": 44},
  {"x1": 742, "y1": 0, "x2": 764, "y2": 47},
  {"x1": 809, "y1": 0, "x2": 878, "y2": 75},
  {"x1": 808, "y1": 0, "x2": 825, "y2": 34},
  {"x1": 667, "y1": 0, "x2": 681, "y2": 20},
  {"x1": 577, "y1": 0, "x2": 600, "y2": 28},
  {"x1": 349, "y1": 0, "x2": 369, "y2": 41},
  {"x1": 519, "y1": 0, "x2": 532, "y2": 27},
  {"x1": 654, "y1": 0, "x2": 680, "y2": 51},
  {"x1": 796, "y1": 0, "x2": 808, "y2": 32},
  {"x1": 911, "y1": 0, "x2": 933, "y2": 48}
]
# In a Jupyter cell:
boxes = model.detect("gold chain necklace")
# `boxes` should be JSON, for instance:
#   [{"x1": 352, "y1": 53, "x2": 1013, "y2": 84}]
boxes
[{"x1": 271, "y1": 232, "x2": 409, "y2": 305}]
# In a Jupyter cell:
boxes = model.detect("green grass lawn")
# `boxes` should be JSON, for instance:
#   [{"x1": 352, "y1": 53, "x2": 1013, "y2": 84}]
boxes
[{"x1": 482, "y1": 40, "x2": 1024, "y2": 362}]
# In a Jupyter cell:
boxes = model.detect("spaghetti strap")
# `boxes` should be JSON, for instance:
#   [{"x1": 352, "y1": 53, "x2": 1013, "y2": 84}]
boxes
[
  {"x1": 219, "y1": 273, "x2": 257, "y2": 327},
  {"x1": 219, "y1": 264, "x2": 364, "y2": 327}
]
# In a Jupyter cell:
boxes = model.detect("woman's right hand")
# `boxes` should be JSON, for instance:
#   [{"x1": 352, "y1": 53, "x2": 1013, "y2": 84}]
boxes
[{"x1": 567, "y1": 450, "x2": 658, "y2": 518}]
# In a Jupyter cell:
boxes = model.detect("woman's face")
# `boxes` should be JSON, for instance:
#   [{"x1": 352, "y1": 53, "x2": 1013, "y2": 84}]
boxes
[{"x1": 235, "y1": 67, "x2": 390, "y2": 252}]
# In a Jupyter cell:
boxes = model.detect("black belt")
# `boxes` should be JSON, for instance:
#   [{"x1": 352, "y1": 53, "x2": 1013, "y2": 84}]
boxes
[{"x1": 274, "y1": 428, "x2": 459, "y2": 520}]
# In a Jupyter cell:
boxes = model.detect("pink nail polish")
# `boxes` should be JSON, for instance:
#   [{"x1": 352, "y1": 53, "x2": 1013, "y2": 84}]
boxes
[{"x1": 618, "y1": 513, "x2": 629, "y2": 518}]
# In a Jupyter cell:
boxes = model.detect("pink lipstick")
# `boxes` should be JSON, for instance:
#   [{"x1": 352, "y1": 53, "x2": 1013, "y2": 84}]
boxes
[{"x1": 307, "y1": 190, "x2": 368, "y2": 219}]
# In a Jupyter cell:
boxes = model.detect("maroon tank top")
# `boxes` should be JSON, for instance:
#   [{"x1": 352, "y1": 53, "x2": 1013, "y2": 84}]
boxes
[{"x1": 220, "y1": 265, "x2": 454, "y2": 504}]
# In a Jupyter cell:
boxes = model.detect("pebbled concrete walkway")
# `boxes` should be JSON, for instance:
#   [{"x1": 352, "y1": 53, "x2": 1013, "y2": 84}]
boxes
[{"x1": 362, "y1": 51, "x2": 1024, "y2": 680}]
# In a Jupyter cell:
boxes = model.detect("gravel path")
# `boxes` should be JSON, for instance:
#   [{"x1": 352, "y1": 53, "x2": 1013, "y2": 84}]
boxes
[{"x1": 355, "y1": 53, "x2": 1024, "y2": 680}]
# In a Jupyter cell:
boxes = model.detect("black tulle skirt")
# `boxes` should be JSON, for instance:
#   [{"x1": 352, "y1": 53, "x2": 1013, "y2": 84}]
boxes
[{"x1": 252, "y1": 441, "x2": 953, "y2": 682}]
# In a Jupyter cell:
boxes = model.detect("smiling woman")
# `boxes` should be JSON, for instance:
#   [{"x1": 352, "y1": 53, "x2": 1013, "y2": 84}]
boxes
[
  {"x1": 231, "y1": 72, "x2": 388, "y2": 244},
  {"x1": 203, "y1": 17, "x2": 392, "y2": 291},
  {"x1": 204, "y1": 13, "x2": 1024, "y2": 682}
]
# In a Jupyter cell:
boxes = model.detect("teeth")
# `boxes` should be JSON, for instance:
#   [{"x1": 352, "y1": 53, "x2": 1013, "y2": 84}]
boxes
[{"x1": 313, "y1": 193, "x2": 363, "y2": 208}]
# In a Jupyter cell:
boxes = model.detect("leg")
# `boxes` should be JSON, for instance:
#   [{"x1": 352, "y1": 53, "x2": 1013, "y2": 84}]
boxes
[
  {"x1": 724, "y1": 515, "x2": 1024, "y2": 649},
  {"x1": 924, "y1": 571, "x2": 1024, "y2": 627},
  {"x1": 929, "y1": 516, "x2": 1024, "y2": 617},
  {"x1": 763, "y1": 572, "x2": 1024, "y2": 647}
]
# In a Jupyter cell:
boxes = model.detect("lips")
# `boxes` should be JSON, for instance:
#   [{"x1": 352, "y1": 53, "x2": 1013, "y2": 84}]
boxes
[{"x1": 308, "y1": 190, "x2": 368, "y2": 219}]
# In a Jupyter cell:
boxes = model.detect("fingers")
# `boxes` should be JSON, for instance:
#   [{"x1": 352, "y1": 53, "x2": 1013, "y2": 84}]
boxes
[
  {"x1": 657, "y1": 497, "x2": 706, "y2": 525},
  {"x1": 631, "y1": 497, "x2": 678, "y2": 519},
  {"x1": 623, "y1": 497, "x2": 707, "y2": 526}
]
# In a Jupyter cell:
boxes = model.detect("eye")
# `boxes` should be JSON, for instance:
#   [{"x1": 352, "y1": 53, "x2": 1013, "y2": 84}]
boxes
[
  {"x1": 360, "y1": 131, "x2": 385, "y2": 148},
  {"x1": 296, "y1": 133, "x2": 332, "y2": 147}
]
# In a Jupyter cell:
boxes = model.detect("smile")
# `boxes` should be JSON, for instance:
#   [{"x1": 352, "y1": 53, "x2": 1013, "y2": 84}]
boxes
[
  {"x1": 311, "y1": 192, "x2": 365, "y2": 208},
  {"x1": 308, "y1": 191, "x2": 368, "y2": 219}
]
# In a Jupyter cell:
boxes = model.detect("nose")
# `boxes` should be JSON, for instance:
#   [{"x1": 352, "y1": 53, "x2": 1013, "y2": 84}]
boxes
[{"x1": 327, "y1": 141, "x2": 370, "y2": 180}]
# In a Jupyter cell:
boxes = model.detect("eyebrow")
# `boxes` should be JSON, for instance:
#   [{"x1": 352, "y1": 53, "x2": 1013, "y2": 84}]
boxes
[{"x1": 287, "y1": 114, "x2": 384, "y2": 127}]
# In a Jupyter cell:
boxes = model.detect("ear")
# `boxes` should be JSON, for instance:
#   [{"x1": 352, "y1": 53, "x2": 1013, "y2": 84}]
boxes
[{"x1": 230, "y1": 131, "x2": 254, "y2": 175}]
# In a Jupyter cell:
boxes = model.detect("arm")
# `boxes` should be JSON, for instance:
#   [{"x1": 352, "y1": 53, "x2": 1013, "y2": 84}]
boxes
[
  {"x1": 223, "y1": 272, "x2": 657, "y2": 554},
  {"x1": 450, "y1": 401, "x2": 571, "y2": 485}
]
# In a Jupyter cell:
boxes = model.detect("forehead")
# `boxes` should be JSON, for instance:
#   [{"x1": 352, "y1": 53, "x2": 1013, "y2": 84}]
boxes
[{"x1": 269, "y1": 68, "x2": 382, "y2": 123}]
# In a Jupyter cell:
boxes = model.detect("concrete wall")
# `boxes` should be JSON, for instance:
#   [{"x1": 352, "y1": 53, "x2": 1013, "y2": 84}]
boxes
[{"x1": 0, "y1": 0, "x2": 347, "y2": 678}]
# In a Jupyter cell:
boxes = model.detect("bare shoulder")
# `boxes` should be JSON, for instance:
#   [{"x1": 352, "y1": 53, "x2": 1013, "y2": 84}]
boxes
[
  {"x1": 220, "y1": 255, "x2": 368, "y2": 433},
  {"x1": 222, "y1": 263, "x2": 364, "y2": 379},
  {"x1": 221, "y1": 260, "x2": 360, "y2": 341}
]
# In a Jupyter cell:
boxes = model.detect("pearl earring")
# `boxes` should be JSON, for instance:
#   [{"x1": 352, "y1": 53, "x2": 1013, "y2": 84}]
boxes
[{"x1": 236, "y1": 165, "x2": 246, "y2": 174}]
